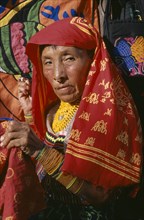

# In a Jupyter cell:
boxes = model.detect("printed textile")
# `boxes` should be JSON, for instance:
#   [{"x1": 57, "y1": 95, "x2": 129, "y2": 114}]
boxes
[{"x1": 0, "y1": 121, "x2": 45, "y2": 220}]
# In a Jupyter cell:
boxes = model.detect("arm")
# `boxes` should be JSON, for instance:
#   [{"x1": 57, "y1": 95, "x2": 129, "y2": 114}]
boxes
[
  {"x1": 0, "y1": 77, "x2": 109, "y2": 206},
  {"x1": 36, "y1": 146, "x2": 110, "y2": 206},
  {"x1": 18, "y1": 77, "x2": 33, "y2": 124},
  {"x1": 0, "y1": 122, "x2": 109, "y2": 206},
  {"x1": 18, "y1": 77, "x2": 32, "y2": 115}
]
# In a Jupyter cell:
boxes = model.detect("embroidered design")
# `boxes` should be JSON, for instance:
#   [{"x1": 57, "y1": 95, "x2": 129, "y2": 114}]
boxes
[
  {"x1": 100, "y1": 91, "x2": 111, "y2": 103},
  {"x1": 135, "y1": 134, "x2": 143, "y2": 144},
  {"x1": 91, "y1": 120, "x2": 107, "y2": 134},
  {"x1": 6, "y1": 168, "x2": 14, "y2": 179},
  {"x1": 116, "y1": 131, "x2": 128, "y2": 146},
  {"x1": 99, "y1": 79, "x2": 110, "y2": 90},
  {"x1": 0, "y1": 0, "x2": 32, "y2": 27},
  {"x1": 70, "y1": 17, "x2": 95, "y2": 36},
  {"x1": 110, "y1": 98, "x2": 115, "y2": 104},
  {"x1": 84, "y1": 137, "x2": 95, "y2": 146},
  {"x1": 89, "y1": 70, "x2": 95, "y2": 76},
  {"x1": 85, "y1": 79, "x2": 90, "y2": 85},
  {"x1": 0, "y1": 152, "x2": 6, "y2": 164},
  {"x1": 124, "y1": 117, "x2": 128, "y2": 126},
  {"x1": 130, "y1": 153, "x2": 141, "y2": 166},
  {"x1": 0, "y1": 21, "x2": 40, "y2": 75},
  {"x1": 66, "y1": 140, "x2": 140, "y2": 182},
  {"x1": 111, "y1": 75, "x2": 134, "y2": 115},
  {"x1": 100, "y1": 58, "x2": 108, "y2": 71},
  {"x1": 79, "y1": 111, "x2": 90, "y2": 121},
  {"x1": 114, "y1": 36, "x2": 144, "y2": 76},
  {"x1": 83, "y1": 92, "x2": 99, "y2": 104},
  {"x1": 116, "y1": 149, "x2": 126, "y2": 160},
  {"x1": 131, "y1": 36, "x2": 144, "y2": 62},
  {"x1": 70, "y1": 129, "x2": 81, "y2": 142},
  {"x1": 14, "y1": 192, "x2": 22, "y2": 203},
  {"x1": 104, "y1": 108, "x2": 112, "y2": 116}
]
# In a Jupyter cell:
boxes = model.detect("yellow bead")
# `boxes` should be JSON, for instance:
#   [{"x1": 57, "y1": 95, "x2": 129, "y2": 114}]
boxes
[{"x1": 52, "y1": 101, "x2": 79, "y2": 133}]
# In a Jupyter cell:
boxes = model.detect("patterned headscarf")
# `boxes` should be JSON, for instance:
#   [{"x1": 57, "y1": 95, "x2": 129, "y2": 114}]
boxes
[{"x1": 26, "y1": 17, "x2": 143, "y2": 190}]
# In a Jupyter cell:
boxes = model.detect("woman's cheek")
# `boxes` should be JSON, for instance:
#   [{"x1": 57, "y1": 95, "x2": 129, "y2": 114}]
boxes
[{"x1": 43, "y1": 69, "x2": 53, "y2": 81}]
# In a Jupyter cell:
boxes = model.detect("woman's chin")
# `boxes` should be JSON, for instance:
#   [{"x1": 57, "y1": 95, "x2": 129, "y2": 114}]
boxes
[{"x1": 58, "y1": 94, "x2": 81, "y2": 104}]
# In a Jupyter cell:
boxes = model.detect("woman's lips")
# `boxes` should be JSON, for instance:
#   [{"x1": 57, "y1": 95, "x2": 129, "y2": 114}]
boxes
[{"x1": 56, "y1": 85, "x2": 74, "y2": 94}]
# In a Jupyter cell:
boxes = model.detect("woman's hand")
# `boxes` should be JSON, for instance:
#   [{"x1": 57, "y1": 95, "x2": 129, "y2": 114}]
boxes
[
  {"x1": 18, "y1": 77, "x2": 32, "y2": 115},
  {"x1": 0, "y1": 120, "x2": 43, "y2": 156}
]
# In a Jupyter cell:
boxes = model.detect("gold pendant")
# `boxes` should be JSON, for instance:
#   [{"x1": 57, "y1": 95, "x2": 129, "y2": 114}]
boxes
[
  {"x1": 52, "y1": 101, "x2": 79, "y2": 133},
  {"x1": 58, "y1": 115, "x2": 64, "y2": 120}
]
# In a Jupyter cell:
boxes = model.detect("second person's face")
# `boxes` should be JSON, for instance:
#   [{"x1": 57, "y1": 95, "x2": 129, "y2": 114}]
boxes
[{"x1": 41, "y1": 45, "x2": 92, "y2": 104}]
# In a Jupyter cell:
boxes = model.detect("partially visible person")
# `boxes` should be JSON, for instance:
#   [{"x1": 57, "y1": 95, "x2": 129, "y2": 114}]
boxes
[{"x1": 0, "y1": 17, "x2": 143, "y2": 220}]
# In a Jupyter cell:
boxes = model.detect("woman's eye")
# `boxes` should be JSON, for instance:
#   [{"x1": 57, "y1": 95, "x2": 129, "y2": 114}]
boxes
[
  {"x1": 46, "y1": 60, "x2": 52, "y2": 65},
  {"x1": 64, "y1": 56, "x2": 75, "y2": 62}
]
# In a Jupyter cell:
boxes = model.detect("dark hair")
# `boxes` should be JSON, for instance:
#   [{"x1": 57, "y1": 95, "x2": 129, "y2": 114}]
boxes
[
  {"x1": 87, "y1": 49, "x2": 95, "y2": 59},
  {"x1": 39, "y1": 45, "x2": 48, "y2": 55}
]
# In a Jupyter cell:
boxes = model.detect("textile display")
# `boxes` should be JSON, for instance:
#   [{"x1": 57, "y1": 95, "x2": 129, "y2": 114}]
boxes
[
  {"x1": 103, "y1": 0, "x2": 144, "y2": 77},
  {"x1": 0, "y1": 0, "x2": 99, "y2": 120},
  {"x1": 103, "y1": 0, "x2": 144, "y2": 134}
]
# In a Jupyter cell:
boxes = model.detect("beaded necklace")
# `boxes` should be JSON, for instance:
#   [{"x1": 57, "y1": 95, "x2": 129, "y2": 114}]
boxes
[{"x1": 52, "y1": 101, "x2": 79, "y2": 133}]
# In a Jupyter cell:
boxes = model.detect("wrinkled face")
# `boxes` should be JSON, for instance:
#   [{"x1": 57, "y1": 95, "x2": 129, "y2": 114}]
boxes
[{"x1": 41, "y1": 45, "x2": 92, "y2": 104}]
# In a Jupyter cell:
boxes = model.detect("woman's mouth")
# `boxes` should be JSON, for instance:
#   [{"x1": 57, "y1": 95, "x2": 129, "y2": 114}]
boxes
[{"x1": 56, "y1": 85, "x2": 75, "y2": 94}]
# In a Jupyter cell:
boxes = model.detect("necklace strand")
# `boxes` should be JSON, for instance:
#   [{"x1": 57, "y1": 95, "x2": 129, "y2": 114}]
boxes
[{"x1": 52, "y1": 101, "x2": 79, "y2": 133}]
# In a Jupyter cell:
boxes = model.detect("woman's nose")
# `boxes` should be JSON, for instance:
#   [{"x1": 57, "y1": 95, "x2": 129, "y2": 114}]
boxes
[{"x1": 54, "y1": 62, "x2": 67, "y2": 83}]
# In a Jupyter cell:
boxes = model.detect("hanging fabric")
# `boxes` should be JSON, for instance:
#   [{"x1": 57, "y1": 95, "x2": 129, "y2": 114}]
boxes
[{"x1": 103, "y1": 0, "x2": 144, "y2": 135}]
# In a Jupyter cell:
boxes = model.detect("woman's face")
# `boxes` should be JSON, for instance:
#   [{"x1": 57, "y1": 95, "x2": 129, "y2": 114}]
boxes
[{"x1": 41, "y1": 46, "x2": 92, "y2": 103}]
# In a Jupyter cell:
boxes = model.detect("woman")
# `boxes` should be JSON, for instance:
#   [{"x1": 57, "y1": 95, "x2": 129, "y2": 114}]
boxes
[{"x1": 0, "y1": 17, "x2": 143, "y2": 219}]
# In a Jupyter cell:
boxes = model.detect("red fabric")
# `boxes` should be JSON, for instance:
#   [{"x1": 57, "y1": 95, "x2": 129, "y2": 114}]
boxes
[
  {"x1": 26, "y1": 17, "x2": 143, "y2": 192},
  {"x1": 0, "y1": 122, "x2": 45, "y2": 220},
  {"x1": 63, "y1": 42, "x2": 143, "y2": 189}
]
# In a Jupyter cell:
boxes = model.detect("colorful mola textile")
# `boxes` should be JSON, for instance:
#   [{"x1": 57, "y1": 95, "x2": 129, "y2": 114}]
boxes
[{"x1": 0, "y1": 73, "x2": 24, "y2": 121}]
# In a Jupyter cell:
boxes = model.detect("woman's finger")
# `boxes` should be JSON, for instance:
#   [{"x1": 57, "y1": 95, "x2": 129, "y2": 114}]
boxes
[
  {"x1": 18, "y1": 77, "x2": 31, "y2": 96},
  {"x1": 1, "y1": 121, "x2": 30, "y2": 147}
]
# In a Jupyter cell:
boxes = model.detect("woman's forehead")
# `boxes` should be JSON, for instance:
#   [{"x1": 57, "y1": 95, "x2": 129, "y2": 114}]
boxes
[{"x1": 41, "y1": 45, "x2": 86, "y2": 55}]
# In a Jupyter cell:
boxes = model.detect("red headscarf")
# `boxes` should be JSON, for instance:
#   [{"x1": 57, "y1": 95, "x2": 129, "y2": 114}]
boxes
[{"x1": 26, "y1": 17, "x2": 143, "y2": 191}]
